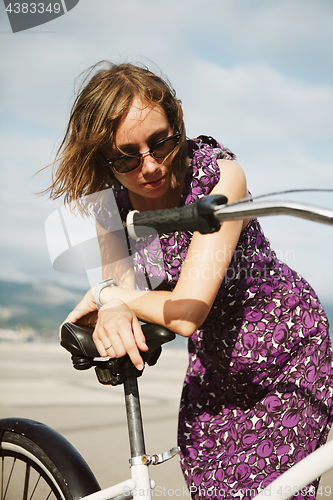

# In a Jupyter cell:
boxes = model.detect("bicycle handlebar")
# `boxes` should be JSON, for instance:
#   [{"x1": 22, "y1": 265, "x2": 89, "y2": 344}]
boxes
[
  {"x1": 127, "y1": 193, "x2": 333, "y2": 240},
  {"x1": 215, "y1": 200, "x2": 333, "y2": 224}
]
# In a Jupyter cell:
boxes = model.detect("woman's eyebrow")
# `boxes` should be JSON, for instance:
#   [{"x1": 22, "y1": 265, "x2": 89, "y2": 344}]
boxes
[{"x1": 116, "y1": 128, "x2": 170, "y2": 152}]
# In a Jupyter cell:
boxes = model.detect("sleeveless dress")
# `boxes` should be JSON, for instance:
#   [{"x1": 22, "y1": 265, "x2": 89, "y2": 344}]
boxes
[{"x1": 94, "y1": 136, "x2": 333, "y2": 499}]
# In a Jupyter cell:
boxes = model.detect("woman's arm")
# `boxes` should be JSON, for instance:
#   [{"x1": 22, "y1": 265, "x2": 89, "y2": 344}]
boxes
[
  {"x1": 66, "y1": 160, "x2": 248, "y2": 369},
  {"x1": 101, "y1": 160, "x2": 247, "y2": 335},
  {"x1": 96, "y1": 221, "x2": 136, "y2": 289},
  {"x1": 62, "y1": 222, "x2": 136, "y2": 326},
  {"x1": 94, "y1": 160, "x2": 248, "y2": 364}
]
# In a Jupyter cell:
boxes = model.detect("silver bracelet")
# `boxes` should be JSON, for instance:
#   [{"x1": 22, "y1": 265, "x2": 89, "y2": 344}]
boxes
[
  {"x1": 93, "y1": 278, "x2": 118, "y2": 310},
  {"x1": 126, "y1": 209, "x2": 140, "y2": 240}
]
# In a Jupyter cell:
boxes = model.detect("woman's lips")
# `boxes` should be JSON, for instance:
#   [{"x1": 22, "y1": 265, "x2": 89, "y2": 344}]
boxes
[{"x1": 143, "y1": 175, "x2": 166, "y2": 188}]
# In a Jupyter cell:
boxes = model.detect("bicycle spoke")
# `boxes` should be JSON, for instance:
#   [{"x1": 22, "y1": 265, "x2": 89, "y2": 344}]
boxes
[
  {"x1": 29, "y1": 474, "x2": 41, "y2": 500},
  {"x1": 23, "y1": 463, "x2": 30, "y2": 500},
  {"x1": 2, "y1": 456, "x2": 16, "y2": 500},
  {"x1": 45, "y1": 490, "x2": 53, "y2": 500},
  {"x1": 0, "y1": 455, "x2": 57, "y2": 500},
  {"x1": 0, "y1": 424, "x2": 98, "y2": 500}
]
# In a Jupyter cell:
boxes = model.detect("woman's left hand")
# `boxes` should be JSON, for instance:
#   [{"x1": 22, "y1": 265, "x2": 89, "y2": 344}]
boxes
[{"x1": 93, "y1": 299, "x2": 148, "y2": 371}]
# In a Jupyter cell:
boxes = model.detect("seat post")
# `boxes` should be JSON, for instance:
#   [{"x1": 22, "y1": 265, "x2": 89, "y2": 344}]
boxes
[{"x1": 123, "y1": 374, "x2": 146, "y2": 457}]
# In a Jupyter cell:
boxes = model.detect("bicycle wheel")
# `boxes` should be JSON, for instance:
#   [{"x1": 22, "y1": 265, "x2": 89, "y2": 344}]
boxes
[{"x1": 0, "y1": 418, "x2": 100, "y2": 500}]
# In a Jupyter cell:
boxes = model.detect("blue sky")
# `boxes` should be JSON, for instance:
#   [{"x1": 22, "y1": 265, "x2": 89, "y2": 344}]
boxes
[{"x1": 0, "y1": 0, "x2": 332, "y2": 307}]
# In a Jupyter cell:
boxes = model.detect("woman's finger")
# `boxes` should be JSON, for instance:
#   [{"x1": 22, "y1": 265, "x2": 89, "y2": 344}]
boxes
[
  {"x1": 132, "y1": 317, "x2": 148, "y2": 352},
  {"x1": 112, "y1": 319, "x2": 144, "y2": 370},
  {"x1": 93, "y1": 320, "x2": 128, "y2": 359},
  {"x1": 102, "y1": 321, "x2": 144, "y2": 370},
  {"x1": 104, "y1": 344, "x2": 116, "y2": 358},
  {"x1": 93, "y1": 332, "x2": 113, "y2": 357},
  {"x1": 92, "y1": 304, "x2": 145, "y2": 370}
]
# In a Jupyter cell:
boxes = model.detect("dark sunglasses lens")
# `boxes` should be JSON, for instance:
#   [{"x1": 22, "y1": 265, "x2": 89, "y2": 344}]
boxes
[
  {"x1": 152, "y1": 135, "x2": 179, "y2": 158},
  {"x1": 111, "y1": 133, "x2": 180, "y2": 173},
  {"x1": 113, "y1": 156, "x2": 140, "y2": 174}
]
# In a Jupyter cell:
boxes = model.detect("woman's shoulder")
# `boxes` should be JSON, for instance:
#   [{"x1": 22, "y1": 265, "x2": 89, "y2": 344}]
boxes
[
  {"x1": 187, "y1": 135, "x2": 236, "y2": 162},
  {"x1": 182, "y1": 136, "x2": 237, "y2": 204}
]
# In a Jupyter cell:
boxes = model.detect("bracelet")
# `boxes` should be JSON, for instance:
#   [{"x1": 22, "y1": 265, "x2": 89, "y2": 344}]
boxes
[
  {"x1": 93, "y1": 278, "x2": 118, "y2": 310},
  {"x1": 126, "y1": 210, "x2": 140, "y2": 240}
]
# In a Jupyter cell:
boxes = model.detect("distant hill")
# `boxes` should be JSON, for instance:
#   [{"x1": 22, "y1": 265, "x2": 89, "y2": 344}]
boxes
[
  {"x1": 0, "y1": 280, "x2": 332, "y2": 343},
  {"x1": 0, "y1": 280, "x2": 84, "y2": 339},
  {"x1": 0, "y1": 279, "x2": 188, "y2": 348}
]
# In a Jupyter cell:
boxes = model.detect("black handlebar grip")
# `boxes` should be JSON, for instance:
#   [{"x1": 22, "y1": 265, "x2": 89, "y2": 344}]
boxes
[
  {"x1": 131, "y1": 195, "x2": 228, "y2": 237},
  {"x1": 133, "y1": 204, "x2": 197, "y2": 237}
]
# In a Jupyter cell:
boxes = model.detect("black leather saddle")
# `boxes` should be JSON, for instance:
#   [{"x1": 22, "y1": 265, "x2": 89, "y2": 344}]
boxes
[{"x1": 61, "y1": 322, "x2": 175, "y2": 386}]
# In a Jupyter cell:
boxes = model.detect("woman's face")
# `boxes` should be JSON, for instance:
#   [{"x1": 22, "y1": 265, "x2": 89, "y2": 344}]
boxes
[{"x1": 105, "y1": 97, "x2": 175, "y2": 205}]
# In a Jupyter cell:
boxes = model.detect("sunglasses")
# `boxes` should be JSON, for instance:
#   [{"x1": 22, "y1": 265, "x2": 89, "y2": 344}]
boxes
[{"x1": 105, "y1": 132, "x2": 181, "y2": 174}]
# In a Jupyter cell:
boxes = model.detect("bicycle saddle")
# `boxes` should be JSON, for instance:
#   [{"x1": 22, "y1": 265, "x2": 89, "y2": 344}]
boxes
[{"x1": 61, "y1": 322, "x2": 175, "y2": 386}]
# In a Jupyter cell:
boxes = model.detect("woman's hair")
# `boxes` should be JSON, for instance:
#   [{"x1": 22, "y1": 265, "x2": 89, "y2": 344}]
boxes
[{"x1": 48, "y1": 61, "x2": 187, "y2": 204}]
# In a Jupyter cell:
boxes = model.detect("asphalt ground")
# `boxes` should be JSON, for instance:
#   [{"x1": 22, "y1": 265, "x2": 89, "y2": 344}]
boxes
[{"x1": 0, "y1": 342, "x2": 332, "y2": 499}]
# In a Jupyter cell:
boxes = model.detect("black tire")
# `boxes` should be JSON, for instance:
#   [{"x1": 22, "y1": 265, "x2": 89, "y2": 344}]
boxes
[
  {"x1": 0, "y1": 418, "x2": 100, "y2": 500},
  {"x1": 1, "y1": 431, "x2": 71, "y2": 500}
]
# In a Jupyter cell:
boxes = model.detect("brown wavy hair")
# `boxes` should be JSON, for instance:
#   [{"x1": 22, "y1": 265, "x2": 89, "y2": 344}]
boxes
[{"x1": 48, "y1": 62, "x2": 188, "y2": 204}]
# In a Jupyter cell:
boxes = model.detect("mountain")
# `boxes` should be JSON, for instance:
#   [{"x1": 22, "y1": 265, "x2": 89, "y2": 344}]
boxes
[
  {"x1": 0, "y1": 279, "x2": 188, "y2": 348},
  {"x1": 0, "y1": 280, "x2": 332, "y2": 343},
  {"x1": 0, "y1": 280, "x2": 84, "y2": 339}
]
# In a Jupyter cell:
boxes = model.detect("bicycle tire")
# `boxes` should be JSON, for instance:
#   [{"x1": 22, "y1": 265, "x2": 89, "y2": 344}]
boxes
[{"x1": 0, "y1": 418, "x2": 100, "y2": 500}]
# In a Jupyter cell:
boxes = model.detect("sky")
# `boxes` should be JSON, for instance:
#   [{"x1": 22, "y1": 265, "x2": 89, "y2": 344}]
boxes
[{"x1": 0, "y1": 0, "x2": 332, "y2": 309}]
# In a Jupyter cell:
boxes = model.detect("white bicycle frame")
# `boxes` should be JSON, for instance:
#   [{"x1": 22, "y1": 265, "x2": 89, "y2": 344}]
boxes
[
  {"x1": 68, "y1": 428, "x2": 333, "y2": 500},
  {"x1": 69, "y1": 193, "x2": 333, "y2": 500}
]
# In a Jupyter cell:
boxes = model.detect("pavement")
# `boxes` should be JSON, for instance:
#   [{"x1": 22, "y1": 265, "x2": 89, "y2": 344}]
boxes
[{"x1": 0, "y1": 341, "x2": 332, "y2": 499}]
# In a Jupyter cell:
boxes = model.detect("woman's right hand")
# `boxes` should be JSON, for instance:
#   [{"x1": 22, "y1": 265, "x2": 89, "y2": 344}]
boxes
[{"x1": 60, "y1": 288, "x2": 98, "y2": 339}]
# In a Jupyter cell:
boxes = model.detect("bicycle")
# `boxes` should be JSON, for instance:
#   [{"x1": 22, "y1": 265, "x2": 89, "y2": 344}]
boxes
[{"x1": 1, "y1": 189, "x2": 333, "y2": 500}]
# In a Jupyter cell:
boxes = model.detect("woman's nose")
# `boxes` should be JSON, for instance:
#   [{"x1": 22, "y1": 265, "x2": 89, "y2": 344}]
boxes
[{"x1": 140, "y1": 152, "x2": 159, "y2": 174}]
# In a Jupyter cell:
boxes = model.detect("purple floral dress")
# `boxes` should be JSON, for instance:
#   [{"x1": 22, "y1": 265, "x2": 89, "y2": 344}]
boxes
[{"x1": 95, "y1": 136, "x2": 333, "y2": 499}]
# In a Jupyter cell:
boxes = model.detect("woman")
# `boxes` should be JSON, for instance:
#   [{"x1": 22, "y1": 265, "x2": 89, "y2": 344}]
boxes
[{"x1": 49, "y1": 62, "x2": 333, "y2": 498}]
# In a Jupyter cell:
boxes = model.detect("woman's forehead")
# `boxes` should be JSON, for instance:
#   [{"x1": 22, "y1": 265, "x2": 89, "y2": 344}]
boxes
[
  {"x1": 101, "y1": 100, "x2": 171, "y2": 157},
  {"x1": 119, "y1": 98, "x2": 167, "y2": 130},
  {"x1": 114, "y1": 98, "x2": 170, "y2": 147}
]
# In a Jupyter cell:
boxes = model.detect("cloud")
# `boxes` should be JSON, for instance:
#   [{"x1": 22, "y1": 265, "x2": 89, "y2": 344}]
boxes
[
  {"x1": 183, "y1": 0, "x2": 333, "y2": 84},
  {"x1": 181, "y1": 60, "x2": 333, "y2": 140},
  {"x1": 1, "y1": 0, "x2": 332, "y2": 142},
  {"x1": 177, "y1": 59, "x2": 332, "y2": 190},
  {"x1": 0, "y1": 0, "x2": 332, "y2": 299}
]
